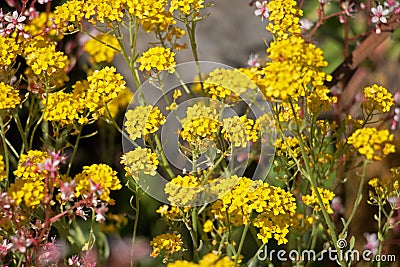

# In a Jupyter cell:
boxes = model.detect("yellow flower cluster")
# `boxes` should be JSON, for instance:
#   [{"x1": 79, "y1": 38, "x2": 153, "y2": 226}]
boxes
[
  {"x1": 169, "y1": 0, "x2": 205, "y2": 15},
  {"x1": 168, "y1": 253, "x2": 235, "y2": 267},
  {"x1": 8, "y1": 150, "x2": 49, "y2": 207},
  {"x1": 74, "y1": 164, "x2": 121, "y2": 204},
  {"x1": 23, "y1": 37, "x2": 68, "y2": 77},
  {"x1": 106, "y1": 88, "x2": 133, "y2": 118},
  {"x1": 0, "y1": 155, "x2": 6, "y2": 182},
  {"x1": 121, "y1": 148, "x2": 159, "y2": 179},
  {"x1": 84, "y1": 0, "x2": 125, "y2": 23},
  {"x1": 54, "y1": 0, "x2": 85, "y2": 31},
  {"x1": 347, "y1": 128, "x2": 395, "y2": 160},
  {"x1": 180, "y1": 103, "x2": 221, "y2": 143},
  {"x1": 126, "y1": 0, "x2": 175, "y2": 32},
  {"x1": 210, "y1": 177, "x2": 296, "y2": 245},
  {"x1": 221, "y1": 116, "x2": 258, "y2": 147},
  {"x1": 84, "y1": 34, "x2": 121, "y2": 64},
  {"x1": 368, "y1": 167, "x2": 400, "y2": 201},
  {"x1": 302, "y1": 187, "x2": 335, "y2": 214},
  {"x1": 0, "y1": 36, "x2": 20, "y2": 66},
  {"x1": 0, "y1": 82, "x2": 20, "y2": 110},
  {"x1": 266, "y1": 0, "x2": 302, "y2": 40},
  {"x1": 85, "y1": 66, "x2": 126, "y2": 111},
  {"x1": 164, "y1": 175, "x2": 201, "y2": 206},
  {"x1": 125, "y1": 105, "x2": 166, "y2": 141},
  {"x1": 137, "y1": 47, "x2": 176, "y2": 72},
  {"x1": 203, "y1": 68, "x2": 256, "y2": 102},
  {"x1": 44, "y1": 67, "x2": 126, "y2": 126},
  {"x1": 363, "y1": 84, "x2": 394, "y2": 113},
  {"x1": 260, "y1": 35, "x2": 331, "y2": 101},
  {"x1": 24, "y1": 12, "x2": 61, "y2": 39},
  {"x1": 43, "y1": 91, "x2": 85, "y2": 126},
  {"x1": 275, "y1": 135, "x2": 305, "y2": 158},
  {"x1": 150, "y1": 233, "x2": 183, "y2": 263}
]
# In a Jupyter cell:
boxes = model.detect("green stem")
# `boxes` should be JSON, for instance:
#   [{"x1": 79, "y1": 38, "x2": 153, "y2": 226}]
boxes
[
  {"x1": 66, "y1": 125, "x2": 83, "y2": 177},
  {"x1": 235, "y1": 223, "x2": 250, "y2": 266},
  {"x1": 0, "y1": 115, "x2": 10, "y2": 179},
  {"x1": 191, "y1": 207, "x2": 199, "y2": 262},
  {"x1": 130, "y1": 189, "x2": 140, "y2": 267}
]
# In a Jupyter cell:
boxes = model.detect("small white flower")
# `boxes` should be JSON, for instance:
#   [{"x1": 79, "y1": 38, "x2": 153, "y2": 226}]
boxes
[
  {"x1": 300, "y1": 18, "x2": 314, "y2": 30},
  {"x1": 384, "y1": 0, "x2": 400, "y2": 12},
  {"x1": 246, "y1": 53, "x2": 261, "y2": 67},
  {"x1": 371, "y1": 5, "x2": 390, "y2": 24},
  {"x1": 4, "y1": 11, "x2": 26, "y2": 31},
  {"x1": 254, "y1": 1, "x2": 269, "y2": 21},
  {"x1": 364, "y1": 233, "x2": 379, "y2": 255}
]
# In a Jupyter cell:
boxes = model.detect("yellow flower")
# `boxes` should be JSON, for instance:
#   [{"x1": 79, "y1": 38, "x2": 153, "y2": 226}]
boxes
[
  {"x1": 0, "y1": 35, "x2": 20, "y2": 66},
  {"x1": 203, "y1": 68, "x2": 256, "y2": 102},
  {"x1": 222, "y1": 116, "x2": 258, "y2": 147},
  {"x1": 23, "y1": 36, "x2": 68, "y2": 77},
  {"x1": 150, "y1": 233, "x2": 183, "y2": 263},
  {"x1": 169, "y1": 0, "x2": 204, "y2": 15},
  {"x1": 13, "y1": 150, "x2": 49, "y2": 181},
  {"x1": 0, "y1": 82, "x2": 20, "y2": 110},
  {"x1": 180, "y1": 103, "x2": 221, "y2": 143},
  {"x1": 203, "y1": 220, "x2": 213, "y2": 233},
  {"x1": 363, "y1": 84, "x2": 394, "y2": 113},
  {"x1": 106, "y1": 88, "x2": 133, "y2": 118},
  {"x1": 84, "y1": 0, "x2": 125, "y2": 23},
  {"x1": 266, "y1": 0, "x2": 302, "y2": 40},
  {"x1": 347, "y1": 128, "x2": 395, "y2": 160},
  {"x1": 0, "y1": 155, "x2": 7, "y2": 182},
  {"x1": 164, "y1": 175, "x2": 201, "y2": 206},
  {"x1": 53, "y1": 0, "x2": 85, "y2": 32},
  {"x1": 167, "y1": 253, "x2": 234, "y2": 267},
  {"x1": 137, "y1": 46, "x2": 176, "y2": 72},
  {"x1": 124, "y1": 105, "x2": 166, "y2": 141},
  {"x1": 121, "y1": 147, "x2": 159, "y2": 179},
  {"x1": 8, "y1": 179, "x2": 45, "y2": 207},
  {"x1": 302, "y1": 187, "x2": 335, "y2": 214},
  {"x1": 84, "y1": 34, "x2": 121, "y2": 64},
  {"x1": 24, "y1": 12, "x2": 62, "y2": 40},
  {"x1": 74, "y1": 164, "x2": 122, "y2": 204}
]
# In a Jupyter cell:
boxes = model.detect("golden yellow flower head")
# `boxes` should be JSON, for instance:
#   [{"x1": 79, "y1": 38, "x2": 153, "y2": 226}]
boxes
[
  {"x1": 302, "y1": 187, "x2": 335, "y2": 214},
  {"x1": 150, "y1": 233, "x2": 183, "y2": 263},
  {"x1": 0, "y1": 155, "x2": 7, "y2": 182},
  {"x1": 169, "y1": 0, "x2": 205, "y2": 15},
  {"x1": 0, "y1": 35, "x2": 20, "y2": 66},
  {"x1": 0, "y1": 82, "x2": 20, "y2": 110},
  {"x1": 84, "y1": 34, "x2": 121, "y2": 64},
  {"x1": 74, "y1": 164, "x2": 122, "y2": 204},
  {"x1": 125, "y1": 105, "x2": 166, "y2": 141},
  {"x1": 138, "y1": 46, "x2": 176, "y2": 72},
  {"x1": 121, "y1": 147, "x2": 159, "y2": 179},
  {"x1": 347, "y1": 128, "x2": 395, "y2": 160},
  {"x1": 84, "y1": 0, "x2": 125, "y2": 23},
  {"x1": 363, "y1": 84, "x2": 394, "y2": 113}
]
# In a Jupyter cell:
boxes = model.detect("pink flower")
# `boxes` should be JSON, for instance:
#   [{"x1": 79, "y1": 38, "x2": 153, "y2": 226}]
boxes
[
  {"x1": 60, "y1": 180, "x2": 76, "y2": 202},
  {"x1": 254, "y1": 1, "x2": 269, "y2": 21},
  {"x1": 364, "y1": 232, "x2": 379, "y2": 255},
  {"x1": 384, "y1": 0, "x2": 400, "y2": 12},
  {"x1": 371, "y1": 5, "x2": 390, "y2": 24},
  {"x1": 4, "y1": 11, "x2": 26, "y2": 32},
  {"x1": 246, "y1": 53, "x2": 261, "y2": 67}
]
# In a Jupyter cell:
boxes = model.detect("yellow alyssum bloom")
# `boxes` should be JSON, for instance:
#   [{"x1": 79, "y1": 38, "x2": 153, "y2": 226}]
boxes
[
  {"x1": 106, "y1": 88, "x2": 133, "y2": 118},
  {"x1": 180, "y1": 103, "x2": 221, "y2": 143},
  {"x1": 74, "y1": 164, "x2": 122, "y2": 204},
  {"x1": 347, "y1": 128, "x2": 395, "y2": 160},
  {"x1": 210, "y1": 176, "x2": 296, "y2": 245},
  {"x1": 24, "y1": 12, "x2": 62, "y2": 40},
  {"x1": 164, "y1": 174, "x2": 202, "y2": 206},
  {"x1": 13, "y1": 150, "x2": 49, "y2": 181},
  {"x1": 0, "y1": 155, "x2": 6, "y2": 182},
  {"x1": 53, "y1": 0, "x2": 85, "y2": 31},
  {"x1": 0, "y1": 82, "x2": 20, "y2": 110},
  {"x1": 84, "y1": 0, "x2": 125, "y2": 23},
  {"x1": 169, "y1": 0, "x2": 204, "y2": 15},
  {"x1": 167, "y1": 253, "x2": 235, "y2": 267},
  {"x1": 203, "y1": 68, "x2": 256, "y2": 102},
  {"x1": 23, "y1": 37, "x2": 68, "y2": 77},
  {"x1": 0, "y1": 35, "x2": 20, "y2": 66},
  {"x1": 137, "y1": 46, "x2": 176, "y2": 72},
  {"x1": 84, "y1": 34, "x2": 121, "y2": 64},
  {"x1": 150, "y1": 233, "x2": 183, "y2": 263},
  {"x1": 120, "y1": 147, "x2": 159, "y2": 179},
  {"x1": 266, "y1": 0, "x2": 302, "y2": 40},
  {"x1": 363, "y1": 84, "x2": 394, "y2": 113},
  {"x1": 222, "y1": 116, "x2": 258, "y2": 147},
  {"x1": 8, "y1": 179, "x2": 45, "y2": 207},
  {"x1": 125, "y1": 105, "x2": 166, "y2": 141},
  {"x1": 302, "y1": 187, "x2": 335, "y2": 214}
]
